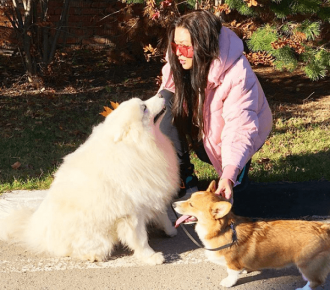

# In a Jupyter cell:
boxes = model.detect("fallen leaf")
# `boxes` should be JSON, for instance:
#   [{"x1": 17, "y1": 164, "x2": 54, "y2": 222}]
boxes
[
  {"x1": 11, "y1": 161, "x2": 21, "y2": 170},
  {"x1": 110, "y1": 101, "x2": 120, "y2": 110},
  {"x1": 99, "y1": 101, "x2": 120, "y2": 117},
  {"x1": 100, "y1": 106, "x2": 113, "y2": 117},
  {"x1": 257, "y1": 158, "x2": 270, "y2": 164},
  {"x1": 244, "y1": 0, "x2": 258, "y2": 7}
]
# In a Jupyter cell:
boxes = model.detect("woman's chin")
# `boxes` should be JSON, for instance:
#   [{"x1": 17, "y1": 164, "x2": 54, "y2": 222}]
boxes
[{"x1": 181, "y1": 63, "x2": 192, "y2": 70}]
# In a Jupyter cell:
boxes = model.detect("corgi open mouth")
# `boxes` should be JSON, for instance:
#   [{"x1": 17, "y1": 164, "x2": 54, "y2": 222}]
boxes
[
  {"x1": 175, "y1": 215, "x2": 198, "y2": 228},
  {"x1": 154, "y1": 106, "x2": 166, "y2": 123}
]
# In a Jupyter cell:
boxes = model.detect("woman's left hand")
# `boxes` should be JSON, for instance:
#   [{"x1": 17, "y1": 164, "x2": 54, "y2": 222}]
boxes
[{"x1": 215, "y1": 178, "x2": 233, "y2": 201}]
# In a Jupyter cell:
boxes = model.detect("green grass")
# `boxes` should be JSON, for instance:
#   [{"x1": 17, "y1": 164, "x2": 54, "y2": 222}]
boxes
[
  {"x1": 251, "y1": 117, "x2": 330, "y2": 182},
  {"x1": 191, "y1": 104, "x2": 330, "y2": 187},
  {"x1": 1, "y1": 96, "x2": 329, "y2": 194},
  {"x1": 1, "y1": 67, "x2": 329, "y2": 193},
  {"x1": 1, "y1": 96, "x2": 330, "y2": 194},
  {"x1": 0, "y1": 92, "x2": 110, "y2": 194}
]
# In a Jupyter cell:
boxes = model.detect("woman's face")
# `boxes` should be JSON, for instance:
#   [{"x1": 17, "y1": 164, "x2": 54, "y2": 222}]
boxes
[{"x1": 173, "y1": 27, "x2": 193, "y2": 70}]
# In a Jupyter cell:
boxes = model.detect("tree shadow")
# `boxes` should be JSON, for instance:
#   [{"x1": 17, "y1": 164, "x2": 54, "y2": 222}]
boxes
[
  {"x1": 254, "y1": 66, "x2": 330, "y2": 105},
  {"x1": 0, "y1": 61, "x2": 161, "y2": 187}
]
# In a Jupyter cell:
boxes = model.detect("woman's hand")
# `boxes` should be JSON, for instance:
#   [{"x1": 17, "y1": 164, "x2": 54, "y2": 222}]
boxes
[{"x1": 215, "y1": 178, "x2": 233, "y2": 202}]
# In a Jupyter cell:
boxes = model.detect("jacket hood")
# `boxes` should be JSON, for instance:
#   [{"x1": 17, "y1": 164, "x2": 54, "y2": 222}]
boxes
[{"x1": 207, "y1": 26, "x2": 244, "y2": 89}]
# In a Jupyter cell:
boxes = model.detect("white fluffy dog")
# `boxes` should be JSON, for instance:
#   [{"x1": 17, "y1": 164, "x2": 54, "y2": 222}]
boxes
[{"x1": 0, "y1": 95, "x2": 179, "y2": 265}]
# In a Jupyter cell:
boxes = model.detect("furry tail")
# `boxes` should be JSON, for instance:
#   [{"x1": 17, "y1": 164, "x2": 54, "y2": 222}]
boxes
[{"x1": 0, "y1": 207, "x2": 34, "y2": 242}]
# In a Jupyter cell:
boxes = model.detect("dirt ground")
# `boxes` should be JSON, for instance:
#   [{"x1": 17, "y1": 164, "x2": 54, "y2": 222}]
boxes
[{"x1": 1, "y1": 49, "x2": 329, "y2": 106}]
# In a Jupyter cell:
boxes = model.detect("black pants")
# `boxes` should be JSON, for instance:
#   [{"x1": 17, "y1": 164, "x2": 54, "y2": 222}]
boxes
[
  {"x1": 159, "y1": 89, "x2": 250, "y2": 191},
  {"x1": 159, "y1": 89, "x2": 195, "y2": 178}
]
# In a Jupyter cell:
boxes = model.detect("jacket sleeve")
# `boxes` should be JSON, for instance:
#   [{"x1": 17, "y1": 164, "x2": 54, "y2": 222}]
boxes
[
  {"x1": 157, "y1": 62, "x2": 176, "y2": 94},
  {"x1": 220, "y1": 75, "x2": 264, "y2": 183}
]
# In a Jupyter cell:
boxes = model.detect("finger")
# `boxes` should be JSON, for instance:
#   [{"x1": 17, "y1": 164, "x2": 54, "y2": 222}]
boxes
[{"x1": 224, "y1": 187, "x2": 232, "y2": 200}]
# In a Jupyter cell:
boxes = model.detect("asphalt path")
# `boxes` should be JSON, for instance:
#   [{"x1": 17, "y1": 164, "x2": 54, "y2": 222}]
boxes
[{"x1": 1, "y1": 182, "x2": 330, "y2": 290}]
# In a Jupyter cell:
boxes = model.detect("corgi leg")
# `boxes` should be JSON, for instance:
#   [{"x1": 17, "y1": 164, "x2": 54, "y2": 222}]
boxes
[
  {"x1": 220, "y1": 268, "x2": 240, "y2": 287},
  {"x1": 297, "y1": 254, "x2": 330, "y2": 290}
]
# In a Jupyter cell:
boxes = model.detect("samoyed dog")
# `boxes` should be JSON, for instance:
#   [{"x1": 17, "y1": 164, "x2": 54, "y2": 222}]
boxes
[{"x1": 0, "y1": 95, "x2": 179, "y2": 265}]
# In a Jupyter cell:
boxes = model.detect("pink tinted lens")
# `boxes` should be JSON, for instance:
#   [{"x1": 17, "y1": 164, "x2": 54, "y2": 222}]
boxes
[{"x1": 171, "y1": 43, "x2": 193, "y2": 58}]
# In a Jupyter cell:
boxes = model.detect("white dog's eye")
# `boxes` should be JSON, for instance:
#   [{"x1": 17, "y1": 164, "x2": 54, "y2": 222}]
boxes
[{"x1": 141, "y1": 104, "x2": 147, "y2": 112}]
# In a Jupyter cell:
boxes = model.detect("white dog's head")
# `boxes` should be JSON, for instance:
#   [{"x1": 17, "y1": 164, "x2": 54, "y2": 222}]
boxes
[{"x1": 105, "y1": 94, "x2": 166, "y2": 143}]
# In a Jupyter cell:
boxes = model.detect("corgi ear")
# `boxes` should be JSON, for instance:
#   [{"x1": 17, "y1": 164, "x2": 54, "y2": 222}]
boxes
[
  {"x1": 206, "y1": 180, "x2": 217, "y2": 193},
  {"x1": 211, "y1": 201, "x2": 232, "y2": 219}
]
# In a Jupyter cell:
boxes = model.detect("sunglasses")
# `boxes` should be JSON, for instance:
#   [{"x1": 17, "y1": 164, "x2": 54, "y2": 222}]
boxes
[{"x1": 171, "y1": 42, "x2": 194, "y2": 58}]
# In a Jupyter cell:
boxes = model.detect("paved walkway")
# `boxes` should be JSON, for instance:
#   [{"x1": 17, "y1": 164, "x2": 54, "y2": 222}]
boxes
[{"x1": 0, "y1": 182, "x2": 330, "y2": 289}]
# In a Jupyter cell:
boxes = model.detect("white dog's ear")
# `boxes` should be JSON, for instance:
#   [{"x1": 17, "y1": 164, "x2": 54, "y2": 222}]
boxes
[
  {"x1": 206, "y1": 180, "x2": 217, "y2": 193},
  {"x1": 113, "y1": 125, "x2": 129, "y2": 143},
  {"x1": 211, "y1": 201, "x2": 232, "y2": 219}
]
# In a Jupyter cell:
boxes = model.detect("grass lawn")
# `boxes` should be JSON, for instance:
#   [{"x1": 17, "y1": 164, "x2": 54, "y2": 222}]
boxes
[
  {"x1": 193, "y1": 96, "x2": 330, "y2": 188},
  {"x1": 0, "y1": 53, "x2": 329, "y2": 193}
]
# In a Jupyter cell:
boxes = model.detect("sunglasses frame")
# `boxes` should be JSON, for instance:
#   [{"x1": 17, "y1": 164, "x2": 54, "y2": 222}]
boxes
[{"x1": 171, "y1": 42, "x2": 194, "y2": 58}]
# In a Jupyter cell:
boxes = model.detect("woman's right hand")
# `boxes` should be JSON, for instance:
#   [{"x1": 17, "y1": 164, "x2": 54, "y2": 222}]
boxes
[{"x1": 215, "y1": 178, "x2": 234, "y2": 204}]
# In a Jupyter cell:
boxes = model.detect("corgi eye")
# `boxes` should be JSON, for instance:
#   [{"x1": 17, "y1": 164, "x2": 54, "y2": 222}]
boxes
[{"x1": 189, "y1": 202, "x2": 193, "y2": 207}]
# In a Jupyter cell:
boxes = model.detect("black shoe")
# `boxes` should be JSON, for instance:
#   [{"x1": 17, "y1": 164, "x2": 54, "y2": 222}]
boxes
[{"x1": 177, "y1": 174, "x2": 199, "y2": 198}]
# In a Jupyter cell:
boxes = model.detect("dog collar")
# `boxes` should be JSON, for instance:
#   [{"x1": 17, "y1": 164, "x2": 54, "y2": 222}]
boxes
[{"x1": 187, "y1": 221, "x2": 237, "y2": 252}]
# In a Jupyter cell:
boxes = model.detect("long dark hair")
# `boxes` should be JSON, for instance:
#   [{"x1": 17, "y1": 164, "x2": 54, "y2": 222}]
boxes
[{"x1": 167, "y1": 10, "x2": 222, "y2": 141}]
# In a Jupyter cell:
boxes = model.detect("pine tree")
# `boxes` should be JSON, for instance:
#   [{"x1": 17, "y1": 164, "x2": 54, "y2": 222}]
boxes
[
  {"x1": 218, "y1": 0, "x2": 330, "y2": 80},
  {"x1": 138, "y1": 0, "x2": 330, "y2": 80}
]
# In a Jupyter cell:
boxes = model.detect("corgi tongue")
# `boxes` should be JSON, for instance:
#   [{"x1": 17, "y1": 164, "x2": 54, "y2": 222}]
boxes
[{"x1": 175, "y1": 215, "x2": 192, "y2": 228}]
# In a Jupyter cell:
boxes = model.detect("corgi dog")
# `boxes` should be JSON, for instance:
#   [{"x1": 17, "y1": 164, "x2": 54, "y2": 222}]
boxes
[{"x1": 173, "y1": 181, "x2": 330, "y2": 290}]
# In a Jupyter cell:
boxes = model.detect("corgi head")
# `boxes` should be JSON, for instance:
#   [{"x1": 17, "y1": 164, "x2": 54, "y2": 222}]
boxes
[{"x1": 173, "y1": 180, "x2": 233, "y2": 228}]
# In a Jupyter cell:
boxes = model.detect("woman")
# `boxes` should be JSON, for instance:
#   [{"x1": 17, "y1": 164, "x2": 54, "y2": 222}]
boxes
[{"x1": 158, "y1": 10, "x2": 272, "y2": 201}]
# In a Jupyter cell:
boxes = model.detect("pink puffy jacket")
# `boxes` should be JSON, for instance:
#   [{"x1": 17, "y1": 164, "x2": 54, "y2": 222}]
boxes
[{"x1": 158, "y1": 26, "x2": 273, "y2": 183}]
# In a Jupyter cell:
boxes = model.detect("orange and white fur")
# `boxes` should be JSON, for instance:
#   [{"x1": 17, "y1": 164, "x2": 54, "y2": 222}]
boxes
[
  {"x1": 0, "y1": 95, "x2": 179, "y2": 265},
  {"x1": 173, "y1": 181, "x2": 330, "y2": 289}
]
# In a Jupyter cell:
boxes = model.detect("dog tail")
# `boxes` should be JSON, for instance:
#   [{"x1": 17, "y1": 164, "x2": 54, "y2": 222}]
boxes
[{"x1": 0, "y1": 207, "x2": 35, "y2": 243}]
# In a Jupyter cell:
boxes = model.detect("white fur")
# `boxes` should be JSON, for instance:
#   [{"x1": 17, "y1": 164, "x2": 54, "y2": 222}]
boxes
[
  {"x1": 195, "y1": 223, "x2": 226, "y2": 265},
  {"x1": 0, "y1": 96, "x2": 179, "y2": 264},
  {"x1": 196, "y1": 219, "x2": 243, "y2": 288},
  {"x1": 220, "y1": 268, "x2": 241, "y2": 287},
  {"x1": 296, "y1": 281, "x2": 312, "y2": 290}
]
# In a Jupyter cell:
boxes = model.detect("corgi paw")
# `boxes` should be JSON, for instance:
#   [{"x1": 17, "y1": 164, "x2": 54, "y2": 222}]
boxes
[
  {"x1": 220, "y1": 277, "x2": 237, "y2": 288},
  {"x1": 143, "y1": 252, "x2": 165, "y2": 265},
  {"x1": 241, "y1": 269, "x2": 248, "y2": 274},
  {"x1": 295, "y1": 282, "x2": 312, "y2": 290}
]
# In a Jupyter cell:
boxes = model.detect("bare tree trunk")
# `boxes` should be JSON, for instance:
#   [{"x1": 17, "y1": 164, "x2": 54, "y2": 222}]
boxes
[
  {"x1": 4, "y1": 0, "x2": 71, "y2": 81},
  {"x1": 12, "y1": 0, "x2": 35, "y2": 81},
  {"x1": 40, "y1": 0, "x2": 50, "y2": 64},
  {"x1": 48, "y1": 0, "x2": 71, "y2": 64}
]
